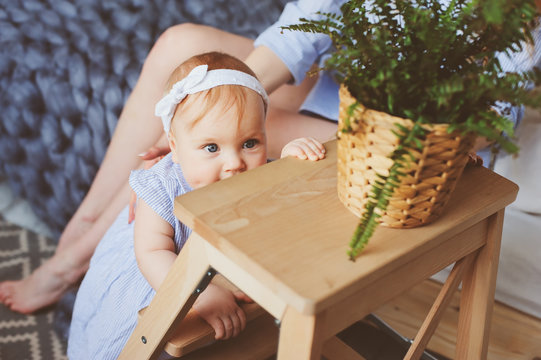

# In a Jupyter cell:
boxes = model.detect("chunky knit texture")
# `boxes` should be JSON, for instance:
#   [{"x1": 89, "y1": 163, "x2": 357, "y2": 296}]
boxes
[{"x1": 0, "y1": 0, "x2": 287, "y2": 238}]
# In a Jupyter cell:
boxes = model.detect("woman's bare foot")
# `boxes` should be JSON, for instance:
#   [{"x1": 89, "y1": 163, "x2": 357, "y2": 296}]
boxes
[{"x1": 0, "y1": 252, "x2": 86, "y2": 314}]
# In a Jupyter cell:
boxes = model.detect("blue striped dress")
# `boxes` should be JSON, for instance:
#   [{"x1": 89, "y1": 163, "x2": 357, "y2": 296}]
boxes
[{"x1": 67, "y1": 154, "x2": 192, "y2": 359}]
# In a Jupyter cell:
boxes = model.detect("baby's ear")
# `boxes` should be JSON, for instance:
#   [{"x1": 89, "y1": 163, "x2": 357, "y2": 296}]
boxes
[{"x1": 168, "y1": 134, "x2": 179, "y2": 163}]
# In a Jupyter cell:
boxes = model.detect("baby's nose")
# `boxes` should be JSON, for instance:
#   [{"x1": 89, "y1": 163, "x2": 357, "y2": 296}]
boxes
[{"x1": 223, "y1": 153, "x2": 246, "y2": 175}]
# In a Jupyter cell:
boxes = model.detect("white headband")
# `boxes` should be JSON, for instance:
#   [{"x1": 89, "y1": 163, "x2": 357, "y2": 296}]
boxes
[{"x1": 155, "y1": 64, "x2": 269, "y2": 134}]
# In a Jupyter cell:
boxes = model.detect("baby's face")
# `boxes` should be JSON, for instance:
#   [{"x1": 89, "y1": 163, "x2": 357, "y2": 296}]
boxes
[{"x1": 170, "y1": 89, "x2": 267, "y2": 189}]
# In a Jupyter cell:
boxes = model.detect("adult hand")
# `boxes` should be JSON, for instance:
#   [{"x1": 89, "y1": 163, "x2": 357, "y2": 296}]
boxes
[
  {"x1": 467, "y1": 152, "x2": 483, "y2": 167},
  {"x1": 138, "y1": 146, "x2": 172, "y2": 162},
  {"x1": 128, "y1": 146, "x2": 171, "y2": 224}
]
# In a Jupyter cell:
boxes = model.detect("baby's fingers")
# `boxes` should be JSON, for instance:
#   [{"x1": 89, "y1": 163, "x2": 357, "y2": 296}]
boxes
[
  {"x1": 225, "y1": 307, "x2": 247, "y2": 338},
  {"x1": 220, "y1": 316, "x2": 235, "y2": 339},
  {"x1": 306, "y1": 137, "x2": 326, "y2": 154},
  {"x1": 210, "y1": 317, "x2": 226, "y2": 340},
  {"x1": 237, "y1": 307, "x2": 247, "y2": 333},
  {"x1": 294, "y1": 138, "x2": 325, "y2": 161},
  {"x1": 228, "y1": 312, "x2": 242, "y2": 338},
  {"x1": 303, "y1": 137, "x2": 325, "y2": 159},
  {"x1": 281, "y1": 137, "x2": 325, "y2": 161}
]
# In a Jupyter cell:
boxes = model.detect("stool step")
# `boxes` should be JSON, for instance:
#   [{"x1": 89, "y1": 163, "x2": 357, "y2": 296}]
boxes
[
  {"x1": 162, "y1": 302, "x2": 268, "y2": 357},
  {"x1": 179, "y1": 313, "x2": 278, "y2": 360},
  {"x1": 138, "y1": 275, "x2": 274, "y2": 358}
]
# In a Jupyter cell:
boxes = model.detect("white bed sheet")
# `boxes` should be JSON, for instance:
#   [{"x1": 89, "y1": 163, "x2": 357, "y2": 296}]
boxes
[{"x1": 433, "y1": 107, "x2": 541, "y2": 319}]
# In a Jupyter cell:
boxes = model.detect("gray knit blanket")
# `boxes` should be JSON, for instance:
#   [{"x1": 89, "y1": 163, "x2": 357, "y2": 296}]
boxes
[{"x1": 0, "y1": 0, "x2": 287, "y2": 238}]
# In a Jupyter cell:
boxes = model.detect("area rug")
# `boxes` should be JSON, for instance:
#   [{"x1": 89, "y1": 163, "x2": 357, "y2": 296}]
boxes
[{"x1": 0, "y1": 216, "x2": 67, "y2": 360}]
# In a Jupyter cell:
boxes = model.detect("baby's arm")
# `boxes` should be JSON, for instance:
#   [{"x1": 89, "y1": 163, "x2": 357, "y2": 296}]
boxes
[
  {"x1": 133, "y1": 199, "x2": 177, "y2": 290},
  {"x1": 133, "y1": 199, "x2": 248, "y2": 339},
  {"x1": 281, "y1": 137, "x2": 326, "y2": 160}
]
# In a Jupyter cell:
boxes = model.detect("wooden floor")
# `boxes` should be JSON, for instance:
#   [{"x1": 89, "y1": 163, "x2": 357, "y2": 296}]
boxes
[{"x1": 374, "y1": 279, "x2": 541, "y2": 360}]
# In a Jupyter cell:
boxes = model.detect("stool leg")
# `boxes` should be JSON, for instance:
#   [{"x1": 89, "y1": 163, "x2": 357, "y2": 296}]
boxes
[
  {"x1": 277, "y1": 306, "x2": 326, "y2": 360},
  {"x1": 456, "y1": 210, "x2": 505, "y2": 360},
  {"x1": 119, "y1": 234, "x2": 213, "y2": 360},
  {"x1": 404, "y1": 252, "x2": 475, "y2": 360}
]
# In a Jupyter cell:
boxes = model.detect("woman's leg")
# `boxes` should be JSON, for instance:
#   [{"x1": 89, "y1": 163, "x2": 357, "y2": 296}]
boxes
[{"x1": 0, "y1": 181, "x2": 132, "y2": 314}]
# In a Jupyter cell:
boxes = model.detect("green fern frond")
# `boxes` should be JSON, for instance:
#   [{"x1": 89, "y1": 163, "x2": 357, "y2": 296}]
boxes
[{"x1": 348, "y1": 121, "x2": 428, "y2": 260}]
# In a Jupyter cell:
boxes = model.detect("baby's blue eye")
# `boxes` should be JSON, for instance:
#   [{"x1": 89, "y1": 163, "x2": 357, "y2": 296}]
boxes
[
  {"x1": 243, "y1": 139, "x2": 258, "y2": 149},
  {"x1": 204, "y1": 144, "x2": 219, "y2": 153}
]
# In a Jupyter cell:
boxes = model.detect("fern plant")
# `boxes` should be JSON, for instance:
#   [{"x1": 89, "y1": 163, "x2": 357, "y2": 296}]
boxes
[{"x1": 283, "y1": 0, "x2": 541, "y2": 260}]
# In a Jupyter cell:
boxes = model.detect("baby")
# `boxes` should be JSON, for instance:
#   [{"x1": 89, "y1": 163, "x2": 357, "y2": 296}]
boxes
[{"x1": 67, "y1": 51, "x2": 325, "y2": 359}]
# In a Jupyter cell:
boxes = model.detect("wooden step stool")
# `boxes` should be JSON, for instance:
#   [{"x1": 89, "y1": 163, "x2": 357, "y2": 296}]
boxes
[{"x1": 122, "y1": 143, "x2": 517, "y2": 360}]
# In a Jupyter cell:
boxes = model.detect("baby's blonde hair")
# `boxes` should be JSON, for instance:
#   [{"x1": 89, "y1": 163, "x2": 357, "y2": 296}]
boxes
[{"x1": 165, "y1": 52, "x2": 266, "y2": 133}]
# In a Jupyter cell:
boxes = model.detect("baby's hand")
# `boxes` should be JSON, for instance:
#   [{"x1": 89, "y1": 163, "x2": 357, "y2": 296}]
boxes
[
  {"x1": 281, "y1": 137, "x2": 326, "y2": 161},
  {"x1": 193, "y1": 284, "x2": 248, "y2": 340}
]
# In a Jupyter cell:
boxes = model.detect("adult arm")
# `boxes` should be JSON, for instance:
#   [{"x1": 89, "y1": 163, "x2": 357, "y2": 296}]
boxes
[
  {"x1": 251, "y1": 0, "x2": 346, "y2": 87},
  {"x1": 244, "y1": 46, "x2": 293, "y2": 94}
]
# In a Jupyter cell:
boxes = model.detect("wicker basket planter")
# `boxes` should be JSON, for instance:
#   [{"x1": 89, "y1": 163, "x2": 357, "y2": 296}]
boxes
[{"x1": 337, "y1": 85, "x2": 476, "y2": 228}]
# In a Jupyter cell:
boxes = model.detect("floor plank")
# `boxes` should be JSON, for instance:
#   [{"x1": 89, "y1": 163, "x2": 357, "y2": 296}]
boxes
[{"x1": 374, "y1": 279, "x2": 541, "y2": 360}]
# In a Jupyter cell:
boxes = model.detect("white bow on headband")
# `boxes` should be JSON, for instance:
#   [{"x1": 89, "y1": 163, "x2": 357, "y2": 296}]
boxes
[{"x1": 155, "y1": 64, "x2": 269, "y2": 134}]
